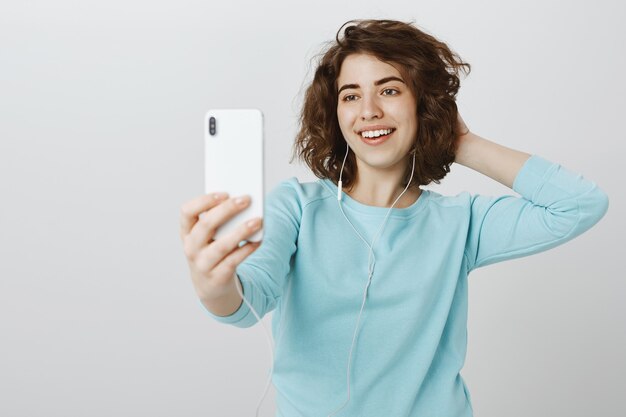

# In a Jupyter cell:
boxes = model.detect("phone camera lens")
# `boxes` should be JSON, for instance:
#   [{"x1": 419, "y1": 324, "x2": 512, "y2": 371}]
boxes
[{"x1": 209, "y1": 117, "x2": 216, "y2": 136}]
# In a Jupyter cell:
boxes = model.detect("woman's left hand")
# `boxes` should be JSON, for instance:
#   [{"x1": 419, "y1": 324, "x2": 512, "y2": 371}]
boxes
[
  {"x1": 454, "y1": 112, "x2": 472, "y2": 163},
  {"x1": 456, "y1": 112, "x2": 470, "y2": 137}
]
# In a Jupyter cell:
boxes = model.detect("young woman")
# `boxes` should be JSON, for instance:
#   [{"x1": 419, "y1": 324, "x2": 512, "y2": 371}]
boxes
[{"x1": 179, "y1": 19, "x2": 609, "y2": 417}]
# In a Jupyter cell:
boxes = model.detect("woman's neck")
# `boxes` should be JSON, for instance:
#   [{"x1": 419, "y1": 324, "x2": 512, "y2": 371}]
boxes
[{"x1": 345, "y1": 185, "x2": 422, "y2": 208}]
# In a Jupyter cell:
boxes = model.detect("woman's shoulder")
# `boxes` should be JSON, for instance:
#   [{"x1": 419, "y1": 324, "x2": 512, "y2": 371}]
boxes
[
  {"x1": 267, "y1": 176, "x2": 335, "y2": 211},
  {"x1": 426, "y1": 188, "x2": 473, "y2": 205}
]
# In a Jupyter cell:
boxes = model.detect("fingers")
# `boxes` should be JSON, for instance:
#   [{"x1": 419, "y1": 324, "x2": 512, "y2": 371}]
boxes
[
  {"x1": 199, "y1": 240, "x2": 262, "y2": 287},
  {"x1": 181, "y1": 192, "x2": 264, "y2": 301},
  {"x1": 456, "y1": 113, "x2": 470, "y2": 136},
  {"x1": 179, "y1": 192, "x2": 229, "y2": 240},
  {"x1": 186, "y1": 195, "x2": 253, "y2": 254},
  {"x1": 197, "y1": 215, "x2": 263, "y2": 272}
]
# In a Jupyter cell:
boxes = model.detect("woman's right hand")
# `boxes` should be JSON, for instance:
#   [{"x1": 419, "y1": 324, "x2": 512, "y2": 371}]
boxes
[{"x1": 179, "y1": 192, "x2": 263, "y2": 303}]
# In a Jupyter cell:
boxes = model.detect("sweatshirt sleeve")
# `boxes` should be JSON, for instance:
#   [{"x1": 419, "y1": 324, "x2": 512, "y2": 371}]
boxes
[
  {"x1": 199, "y1": 180, "x2": 301, "y2": 327},
  {"x1": 464, "y1": 154, "x2": 609, "y2": 272}
]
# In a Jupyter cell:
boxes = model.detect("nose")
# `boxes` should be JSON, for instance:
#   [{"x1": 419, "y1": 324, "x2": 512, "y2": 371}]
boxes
[{"x1": 360, "y1": 94, "x2": 383, "y2": 120}]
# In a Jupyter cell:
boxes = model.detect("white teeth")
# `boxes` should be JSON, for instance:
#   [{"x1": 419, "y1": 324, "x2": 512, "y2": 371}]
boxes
[{"x1": 361, "y1": 128, "x2": 393, "y2": 138}]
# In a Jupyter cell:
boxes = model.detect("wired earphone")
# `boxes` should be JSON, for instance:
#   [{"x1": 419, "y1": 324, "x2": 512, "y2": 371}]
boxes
[{"x1": 233, "y1": 142, "x2": 417, "y2": 417}]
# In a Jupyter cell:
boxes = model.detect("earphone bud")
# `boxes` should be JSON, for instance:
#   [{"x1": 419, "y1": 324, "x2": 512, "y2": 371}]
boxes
[{"x1": 337, "y1": 142, "x2": 351, "y2": 202}]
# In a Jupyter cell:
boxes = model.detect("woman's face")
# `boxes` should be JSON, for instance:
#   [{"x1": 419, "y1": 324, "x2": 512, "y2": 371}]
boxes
[{"x1": 336, "y1": 53, "x2": 418, "y2": 174}]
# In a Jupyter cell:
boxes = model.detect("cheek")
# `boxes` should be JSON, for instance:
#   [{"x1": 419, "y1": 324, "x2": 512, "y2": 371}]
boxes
[
  {"x1": 336, "y1": 108, "x2": 354, "y2": 129},
  {"x1": 399, "y1": 108, "x2": 418, "y2": 131},
  {"x1": 390, "y1": 96, "x2": 417, "y2": 118}
]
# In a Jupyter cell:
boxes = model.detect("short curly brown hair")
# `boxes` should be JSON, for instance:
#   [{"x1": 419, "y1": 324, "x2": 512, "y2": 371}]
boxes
[{"x1": 290, "y1": 19, "x2": 471, "y2": 191}]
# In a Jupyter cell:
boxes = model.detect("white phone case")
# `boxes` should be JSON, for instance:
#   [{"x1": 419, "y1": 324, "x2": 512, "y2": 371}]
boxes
[{"x1": 204, "y1": 109, "x2": 264, "y2": 243}]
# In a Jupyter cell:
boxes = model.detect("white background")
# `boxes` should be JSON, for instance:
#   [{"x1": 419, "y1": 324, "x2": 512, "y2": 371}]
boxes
[{"x1": 1, "y1": 0, "x2": 624, "y2": 416}]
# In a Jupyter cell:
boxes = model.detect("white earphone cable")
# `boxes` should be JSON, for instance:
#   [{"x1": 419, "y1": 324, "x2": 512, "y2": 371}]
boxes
[
  {"x1": 232, "y1": 144, "x2": 417, "y2": 417},
  {"x1": 234, "y1": 277, "x2": 275, "y2": 417},
  {"x1": 327, "y1": 144, "x2": 416, "y2": 417}
]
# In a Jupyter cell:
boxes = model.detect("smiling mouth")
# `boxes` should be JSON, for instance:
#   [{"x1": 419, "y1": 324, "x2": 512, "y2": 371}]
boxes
[
  {"x1": 360, "y1": 128, "x2": 396, "y2": 139},
  {"x1": 359, "y1": 129, "x2": 396, "y2": 146}
]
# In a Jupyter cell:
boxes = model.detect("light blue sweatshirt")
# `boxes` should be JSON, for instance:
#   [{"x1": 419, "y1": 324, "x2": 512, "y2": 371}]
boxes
[{"x1": 202, "y1": 155, "x2": 609, "y2": 417}]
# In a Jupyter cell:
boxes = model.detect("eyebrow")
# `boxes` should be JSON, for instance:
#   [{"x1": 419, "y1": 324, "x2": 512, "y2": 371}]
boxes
[{"x1": 337, "y1": 76, "x2": 405, "y2": 94}]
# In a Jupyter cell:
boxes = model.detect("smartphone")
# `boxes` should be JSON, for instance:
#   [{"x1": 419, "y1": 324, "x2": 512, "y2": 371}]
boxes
[{"x1": 204, "y1": 108, "x2": 264, "y2": 243}]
